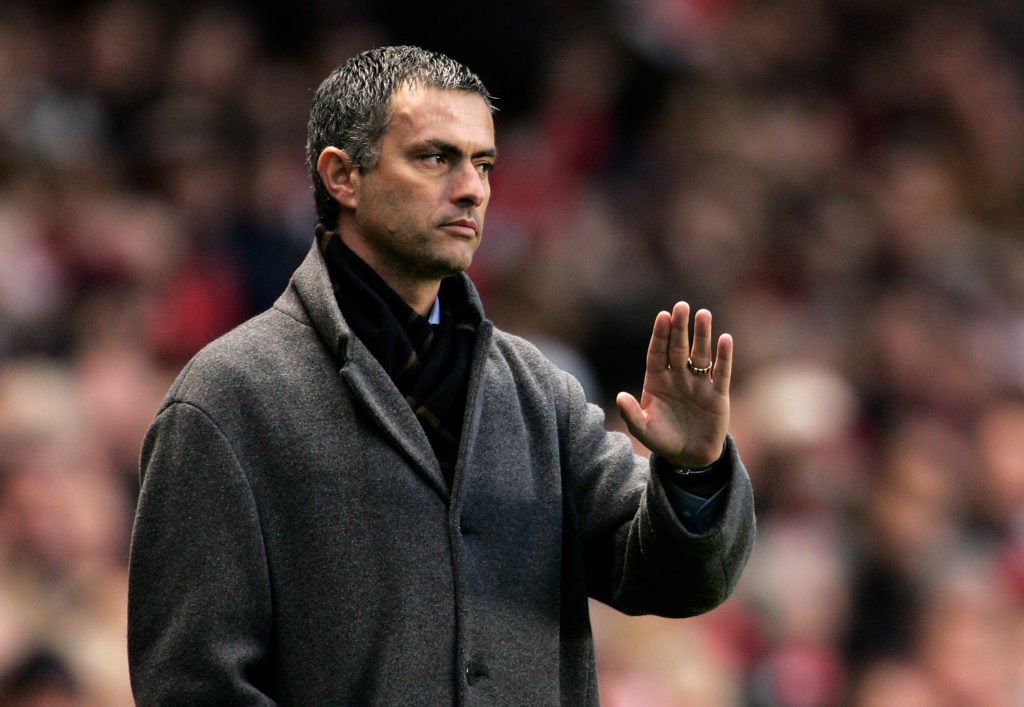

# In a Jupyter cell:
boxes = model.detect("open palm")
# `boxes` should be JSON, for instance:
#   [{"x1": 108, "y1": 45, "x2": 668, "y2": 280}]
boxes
[{"x1": 615, "y1": 302, "x2": 732, "y2": 469}]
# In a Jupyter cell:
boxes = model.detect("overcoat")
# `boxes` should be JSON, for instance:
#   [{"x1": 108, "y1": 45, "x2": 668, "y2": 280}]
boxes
[{"x1": 128, "y1": 243, "x2": 756, "y2": 705}]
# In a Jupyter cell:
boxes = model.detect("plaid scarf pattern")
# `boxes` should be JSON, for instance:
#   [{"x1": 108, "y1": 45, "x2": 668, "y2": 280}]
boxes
[{"x1": 317, "y1": 225, "x2": 479, "y2": 484}]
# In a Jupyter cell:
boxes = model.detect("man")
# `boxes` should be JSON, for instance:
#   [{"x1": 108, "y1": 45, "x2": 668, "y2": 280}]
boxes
[{"x1": 127, "y1": 46, "x2": 755, "y2": 705}]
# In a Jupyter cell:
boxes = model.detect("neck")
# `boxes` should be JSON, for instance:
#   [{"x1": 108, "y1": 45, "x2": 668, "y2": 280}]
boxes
[
  {"x1": 338, "y1": 231, "x2": 440, "y2": 317},
  {"x1": 387, "y1": 278, "x2": 440, "y2": 318}
]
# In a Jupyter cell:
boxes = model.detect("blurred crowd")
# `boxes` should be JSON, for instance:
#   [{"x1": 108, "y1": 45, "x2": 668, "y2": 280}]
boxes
[{"x1": 2, "y1": 0, "x2": 1024, "y2": 704}]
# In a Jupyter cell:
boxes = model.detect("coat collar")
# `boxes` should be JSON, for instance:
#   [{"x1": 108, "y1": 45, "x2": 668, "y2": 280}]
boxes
[{"x1": 278, "y1": 241, "x2": 488, "y2": 363}]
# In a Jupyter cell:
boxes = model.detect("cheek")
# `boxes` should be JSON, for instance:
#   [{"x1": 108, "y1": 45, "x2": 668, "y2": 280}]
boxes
[
  {"x1": 359, "y1": 183, "x2": 415, "y2": 228},
  {"x1": 384, "y1": 181, "x2": 435, "y2": 217}
]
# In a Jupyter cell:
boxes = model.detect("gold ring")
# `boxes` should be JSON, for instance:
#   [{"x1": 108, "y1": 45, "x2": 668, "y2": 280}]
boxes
[{"x1": 686, "y1": 358, "x2": 713, "y2": 376}]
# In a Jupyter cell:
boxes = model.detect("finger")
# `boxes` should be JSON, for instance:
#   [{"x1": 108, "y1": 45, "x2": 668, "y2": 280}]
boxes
[
  {"x1": 615, "y1": 392, "x2": 647, "y2": 437},
  {"x1": 645, "y1": 310, "x2": 673, "y2": 371},
  {"x1": 668, "y1": 301, "x2": 691, "y2": 370},
  {"x1": 690, "y1": 308, "x2": 714, "y2": 367},
  {"x1": 712, "y1": 333, "x2": 734, "y2": 394}
]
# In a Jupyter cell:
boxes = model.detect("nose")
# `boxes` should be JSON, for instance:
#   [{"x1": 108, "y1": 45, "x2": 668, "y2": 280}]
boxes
[{"x1": 449, "y1": 160, "x2": 488, "y2": 207}]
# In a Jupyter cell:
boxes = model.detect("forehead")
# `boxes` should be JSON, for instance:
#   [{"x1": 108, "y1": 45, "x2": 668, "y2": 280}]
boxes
[{"x1": 385, "y1": 87, "x2": 495, "y2": 147}]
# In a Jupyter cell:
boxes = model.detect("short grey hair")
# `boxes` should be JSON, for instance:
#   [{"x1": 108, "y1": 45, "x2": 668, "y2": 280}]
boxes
[{"x1": 306, "y1": 45, "x2": 495, "y2": 228}]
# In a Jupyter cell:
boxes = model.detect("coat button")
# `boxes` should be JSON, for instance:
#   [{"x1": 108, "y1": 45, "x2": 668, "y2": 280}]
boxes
[{"x1": 465, "y1": 661, "x2": 488, "y2": 685}]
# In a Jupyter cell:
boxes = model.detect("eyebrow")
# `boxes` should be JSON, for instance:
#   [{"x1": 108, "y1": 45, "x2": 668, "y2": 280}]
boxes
[{"x1": 418, "y1": 138, "x2": 498, "y2": 160}]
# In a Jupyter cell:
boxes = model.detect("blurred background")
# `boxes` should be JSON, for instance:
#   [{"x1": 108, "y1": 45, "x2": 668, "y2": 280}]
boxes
[{"x1": 2, "y1": 0, "x2": 1024, "y2": 704}]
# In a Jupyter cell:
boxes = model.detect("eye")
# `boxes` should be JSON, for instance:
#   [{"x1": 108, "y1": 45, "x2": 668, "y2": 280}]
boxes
[
  {"x1": 421, "y1": 153, "x2": 445, "y2": 166},
  {"x1": 475, "y1": 161, "x2": 495, "y2": 176}
]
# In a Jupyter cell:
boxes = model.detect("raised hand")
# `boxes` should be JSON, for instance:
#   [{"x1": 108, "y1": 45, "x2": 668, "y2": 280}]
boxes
[{"x1": 615, "y1": 302, "x2": 732, "y2": 469}]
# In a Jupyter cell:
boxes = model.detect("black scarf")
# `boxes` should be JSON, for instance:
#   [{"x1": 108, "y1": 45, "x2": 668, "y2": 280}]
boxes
[{"x1": 317, "y1": 225, "x2": 479, "y2": 484}]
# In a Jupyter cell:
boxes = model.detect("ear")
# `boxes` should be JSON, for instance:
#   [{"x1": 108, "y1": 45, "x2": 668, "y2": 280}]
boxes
[{"x1": 316, "y1": 147, "x2": 360, "y2": 210}]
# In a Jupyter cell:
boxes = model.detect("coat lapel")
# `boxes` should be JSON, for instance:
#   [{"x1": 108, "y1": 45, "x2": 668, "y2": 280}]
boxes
[
  {"x1": 341, "y1": 343, "x2": 450, "y2": 499},
  {"x1": 284, "y1": 242, "x2": 450, "y2": 498}
]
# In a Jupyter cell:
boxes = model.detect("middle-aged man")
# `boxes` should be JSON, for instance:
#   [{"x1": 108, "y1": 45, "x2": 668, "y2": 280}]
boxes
[{"x1": 127, "y1": 45, "x2": 756, "y2": 705}]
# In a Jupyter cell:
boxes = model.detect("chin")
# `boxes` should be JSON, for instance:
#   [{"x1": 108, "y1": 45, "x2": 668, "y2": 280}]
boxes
[
  {"x1": 440, "y1": 260, "x2": 472, "y2": 277},
  {"x1": 436, "y1": 247, "x2": 476, "y2": 275},
  {"x1": 418, "y1": 256, "x2": 471, "y2": 281}
]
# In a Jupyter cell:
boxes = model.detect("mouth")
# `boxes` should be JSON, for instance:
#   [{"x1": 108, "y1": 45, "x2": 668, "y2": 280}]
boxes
[{"x1": 440, "y1": 218, "x2": 478, "y2": 238}]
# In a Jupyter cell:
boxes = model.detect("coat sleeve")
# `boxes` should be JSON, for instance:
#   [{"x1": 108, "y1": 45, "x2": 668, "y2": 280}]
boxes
[
  {"x1": 128, "y1": 400, "x2": 278, "y2": 705},
  {"x1": 557, "y1": 370, "x2": 756, "y2": 618}
]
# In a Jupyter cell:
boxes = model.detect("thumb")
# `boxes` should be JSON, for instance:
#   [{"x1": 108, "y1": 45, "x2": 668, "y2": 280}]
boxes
[{"x1": 615, "y1": 392, "x2": 647, "y2": 438}]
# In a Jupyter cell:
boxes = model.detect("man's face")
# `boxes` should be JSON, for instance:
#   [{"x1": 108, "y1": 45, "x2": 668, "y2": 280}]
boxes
[{"x1": 345, "y1": 86, "x2": 496, "y2": 286}]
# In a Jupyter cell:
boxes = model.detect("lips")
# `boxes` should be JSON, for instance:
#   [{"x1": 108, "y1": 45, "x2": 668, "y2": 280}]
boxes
[{"x1": 440, "y1": 218, "x2": 478, "y2": 237}]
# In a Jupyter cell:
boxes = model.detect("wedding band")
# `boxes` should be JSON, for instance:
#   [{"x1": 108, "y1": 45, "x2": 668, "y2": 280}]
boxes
[{"x1": 686, "y1": 358, "x2": 713, "y2": 376}]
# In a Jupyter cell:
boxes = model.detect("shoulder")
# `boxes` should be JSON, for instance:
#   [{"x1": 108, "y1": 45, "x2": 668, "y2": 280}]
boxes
[
  {"x1": 487, "y1": 327, "x2": 567, "y2": 385},
  {"x1": 489, "y1": 327, "x2": 552, "y2": 366},
  {"x1": 484, "y1": 326, "x2": 595, "y2": 420},
  {"x1": 163, "y1": 306, "x2": 329, "y2": 414}
]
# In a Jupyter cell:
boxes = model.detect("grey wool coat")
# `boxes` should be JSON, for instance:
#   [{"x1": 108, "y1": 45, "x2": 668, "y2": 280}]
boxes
[{"x1": 128, "y1": 243, "x2": 756, "y2": 706}]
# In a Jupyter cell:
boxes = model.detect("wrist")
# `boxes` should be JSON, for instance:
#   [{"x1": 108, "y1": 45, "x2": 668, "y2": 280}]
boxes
[
  {"x1": 661, "y1": 440, "x2": 727, "y2": 473},
  {"x1": 654, "y1": 443, "x2": 729, "y2": 494}
]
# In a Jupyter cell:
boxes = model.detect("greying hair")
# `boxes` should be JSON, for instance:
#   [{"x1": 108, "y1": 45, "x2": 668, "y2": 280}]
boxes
[{"x1": 306, "y1": 45, "x2": 495, "y2": 228}]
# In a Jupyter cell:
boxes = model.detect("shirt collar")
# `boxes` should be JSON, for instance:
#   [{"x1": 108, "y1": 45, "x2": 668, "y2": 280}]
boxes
[{"x1": 428, "y1": 296, "x2": 441, "y2": 325}]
